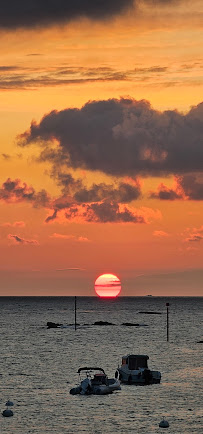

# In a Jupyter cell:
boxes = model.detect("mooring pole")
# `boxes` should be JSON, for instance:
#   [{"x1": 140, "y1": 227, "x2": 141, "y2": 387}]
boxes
[
  {"x1": 166, "y1": 302, "x2": 169, "y2": 341},
  {"x1": 74, "y1": 296, "x2": 77, "y2": 331}
]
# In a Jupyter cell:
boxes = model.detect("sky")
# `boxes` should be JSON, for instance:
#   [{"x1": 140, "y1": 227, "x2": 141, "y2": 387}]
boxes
[{"x1": 0, "y1": 0, "x2": 203, "y2": 296}]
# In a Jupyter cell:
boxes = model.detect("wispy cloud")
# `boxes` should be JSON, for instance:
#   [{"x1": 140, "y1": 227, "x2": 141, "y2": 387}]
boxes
[
  {"x1": 56, "y1": 267, "x2": 85, "y2": 272},
  {"x1": 1, "y1": 153, "x2": 11, "y2": 160},
  {"x1": 77, "y1": 236, "x2": 90, "y2": 242},
  {"x1": 153, "y1": 230, "x2": 169, "y2": 237},
  {"x1": 50, "y1": 233, "x2": 90, "y2": 242},
  {"x1": 1, "y1": 221, "x2": 25, "y2": 228},
  {"x1": 185, "y1": 234, "x2": 203, "y2": 242},
  {"x1": 50, "y1": 233, "x2": 74, "y2": 240},
  {"x1": 184, "y1": 225, "x2": 203, "y2": 242},
  {"x1": 8, "y1": 234, "x2": 39, "y2": 245},
  {"x1": 1, "y1": 62, "x2": 202, "y2": 90}
]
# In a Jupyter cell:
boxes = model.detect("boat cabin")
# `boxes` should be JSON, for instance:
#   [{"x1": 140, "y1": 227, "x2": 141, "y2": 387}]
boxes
[{"x1": 122, "y1": 355, "x2": 149, "y2": 370}]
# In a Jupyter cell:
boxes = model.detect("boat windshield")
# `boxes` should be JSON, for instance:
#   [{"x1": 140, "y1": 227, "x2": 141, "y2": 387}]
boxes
[{"x1": 92, "y1": 374, "x2": 107, "y2": 384}]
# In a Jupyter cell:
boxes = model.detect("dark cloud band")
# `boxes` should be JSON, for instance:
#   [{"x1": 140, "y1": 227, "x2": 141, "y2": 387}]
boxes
[
  {"x1": 0, "y1": 0, "x2": 134, "y2": 29},
  {"x1": 0, "y1": 1, "x2": 179, "y2": 29}
]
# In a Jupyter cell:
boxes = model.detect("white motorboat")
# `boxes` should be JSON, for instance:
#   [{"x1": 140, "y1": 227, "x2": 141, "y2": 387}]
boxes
[
  {"x1": 117, "y1": 354, "x2": 161, "y2": 385},
  {"x1": 70, "y1": 367, "x2": 121, "y2": 395}
]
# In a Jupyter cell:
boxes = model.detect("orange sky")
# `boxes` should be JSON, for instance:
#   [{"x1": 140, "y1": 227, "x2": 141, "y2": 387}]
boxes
[{"x1": 0, "y1": 1, "x2": 203, "y2": 295}]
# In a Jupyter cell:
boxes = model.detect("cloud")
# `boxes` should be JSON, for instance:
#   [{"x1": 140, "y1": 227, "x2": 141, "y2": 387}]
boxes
[
  {"x1": 184, "y1": 225, "x2": 203, "y2": 242},
  {"x1": 50, "y1": 233, "x2": 74, "y2": 240},
  {"x1": 64, "y1": 201, "x2": 146, "y2": 223},
  {"x1": 0, "y1": 178, "x2": 50, "y2": 206},
  {"x1": 133, "y1": 66, "x2": 168, "y2": 74},
  {"x1": 0, "y1": 1, "x2": 179, "y2": 30},
  {"x1": 0, "y1": 175, "x2": 158, "y2": 225},
  {"x1": 0, "y1": 64, "x2": 172, "y2": 90},
  {"x1": 1, "y1": 221, "x2": 25, "y2": 227},
  {"x1": 185, "y1": 234, "x2": 203, "y2": 242},
  {"x1": 1, "y1": 153, "x2": 11, "y2": 160},
  {"x1": 50, "y1": 167, "x2": 142, "y2": 203},
  {"x1": 51, "y1": 170, "x2": 83, "y2": 194},
  {"x1": 1, "y1": 61, "x2": 202, "y2": 91},
  {"x1": 73, "y1": 181, "x2": 141, "y2": 203},
  {"x1": 45, "y1": 209, "x2": 58, "y2": 223},
  {"x1": 43, "y1": 170, "x2": 143, "y2": 223},
  {"x1": 0, "y1": 69, "x2": 129, "y2": 90},
  {"x1": 50, "y1": 233, "x2": 90, "y2": 242},
  {"x1": 26, "y1": 53, "x2": 43, "y2": 57},
  {"x1": 153, "y1": 230, "x2": 169, "y2": 237},
  {"x1": 0, "y1": 66, "x2": 19, "y2": 71},
  {"x1": 150, "y1": 182, "x2": 183, "y2": 200},
  {"x1": 1, "y1": 152, "x2": 23, "y2": 160},
  {"x1": 56, "y1": 267, "x2": 85, "y2": 272},
  {"x1": 18, "y1": 98, "x2": 203, "y2": 177},
  {"x1": 178, "y1": 174, "x2": 203, "y2": 200},
  {"x1": 8, "y1": 234, "x2": 39, "y2": 245},
  {"x1": 150, "y1": 174, "x2": 203, "y2": 200},
  {"x1": 0, "y1": 178, "x2": 35, "y2": 202},
  {"x1": 78, "y1": 236, "x2": 90, "y2": 242},
  {"x1": 0, "y1": 0, "x2": 134, "y2": 29}
]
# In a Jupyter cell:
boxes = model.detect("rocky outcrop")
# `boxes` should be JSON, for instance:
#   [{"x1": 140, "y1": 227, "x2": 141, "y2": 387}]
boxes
[{"x1": 47, "y1": 321, "x2": 62, "y2": 328}]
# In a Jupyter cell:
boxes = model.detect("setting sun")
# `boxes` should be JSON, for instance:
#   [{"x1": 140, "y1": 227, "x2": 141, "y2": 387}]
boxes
[{"x1": 94, "y1": 273, "x2": 121, "y2": 298}]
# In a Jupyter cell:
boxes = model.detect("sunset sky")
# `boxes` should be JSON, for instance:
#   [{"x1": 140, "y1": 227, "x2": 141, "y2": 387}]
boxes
[{"x1": 0, "y1": 0, "x2": 203, "y2": 296}]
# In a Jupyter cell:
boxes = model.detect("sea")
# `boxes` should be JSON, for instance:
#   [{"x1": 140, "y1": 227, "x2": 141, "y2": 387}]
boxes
[{"x1": 0, "y1": 296, "x2": 202, "y2": 434}]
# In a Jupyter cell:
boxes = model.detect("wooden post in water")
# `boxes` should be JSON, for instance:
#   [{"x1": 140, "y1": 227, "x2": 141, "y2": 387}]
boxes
[
  {"x1": 166, "y1": 302, "x2": 169, "y2": 341},
  {"x1": 74, "y1": 296, "x2": 77, "y2": 331}
]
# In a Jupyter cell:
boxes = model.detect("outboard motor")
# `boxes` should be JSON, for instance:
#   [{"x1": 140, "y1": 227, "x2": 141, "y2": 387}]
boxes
[{"x1": 143, "y1": 369, "x2": 152, "y2": 385}]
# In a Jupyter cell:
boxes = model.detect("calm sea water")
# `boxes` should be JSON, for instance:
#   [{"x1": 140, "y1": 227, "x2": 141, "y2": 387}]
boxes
[{"x1": 0, "y1": 296, "x2": 202, "y2": 433}]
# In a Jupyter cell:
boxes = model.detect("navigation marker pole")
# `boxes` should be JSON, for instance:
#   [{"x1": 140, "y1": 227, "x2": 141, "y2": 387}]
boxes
[
  {"x1": 74, "y1": 296, "x2": 77, "y2": 331},
  {"x1": 166, "y1": 302, "x2": 169, "y2": 342}
]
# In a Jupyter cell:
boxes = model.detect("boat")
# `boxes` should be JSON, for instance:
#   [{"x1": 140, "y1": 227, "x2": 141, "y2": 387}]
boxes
[
  {"x1": 70, "y1": 367, "x2": 121, "y2": 395},
  {"x1": 117, "y1": 354, "x2": 161, "y2": 385}
]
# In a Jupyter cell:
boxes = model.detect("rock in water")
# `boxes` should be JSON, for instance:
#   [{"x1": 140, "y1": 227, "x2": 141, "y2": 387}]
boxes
[{"x1": 47, "y1": 321, "x2": 61, "y2": 328}]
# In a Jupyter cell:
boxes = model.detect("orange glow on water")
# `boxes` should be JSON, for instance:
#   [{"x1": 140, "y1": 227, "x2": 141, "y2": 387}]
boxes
[{"x1": 94, "y1": 273, "x2": 121, "y2": 298}]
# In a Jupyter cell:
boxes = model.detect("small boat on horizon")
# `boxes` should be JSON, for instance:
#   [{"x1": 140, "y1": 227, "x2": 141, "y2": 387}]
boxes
[
  {"x1": 117, "y1": 354, "x2": 161, "y2": 385},
  {"x1": 70, "y1": 367, "x2": 121, "y2": 395}
]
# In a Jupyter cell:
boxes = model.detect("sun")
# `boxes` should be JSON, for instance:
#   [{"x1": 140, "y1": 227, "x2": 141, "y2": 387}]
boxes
[{"x1": 94, "y1": 273, "x2": 121, "y2": 298}]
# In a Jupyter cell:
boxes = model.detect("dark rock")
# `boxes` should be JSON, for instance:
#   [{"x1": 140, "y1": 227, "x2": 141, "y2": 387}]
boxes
[
  {"x1": 67, "y1": 323, "x2": 80, "y2": 326},
  {"x1": 197, "y1": 340, "x2": 203, "y2": 343},
  {"x1": 47, "y1": 321, "x2": 61, "y2": 328},
  {"x1": 138, "y1": 311, "x2": 162, "y2": 315},
  {"x1": 122, "y1": 322, "x2": 140, "y2": 326},
  {"x1": 93, "y1": 321, "x2": 114, "y2": 326}
]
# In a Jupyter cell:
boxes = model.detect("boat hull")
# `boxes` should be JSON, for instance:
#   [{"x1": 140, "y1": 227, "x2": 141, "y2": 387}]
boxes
[
  {"x1": 70, "y1": 378, "x2": 121, "y2": 395},
  {"x1": 107, "y1": 378, "x2": 121, "y2": 392},
  {"x1": 118, "y1": 368, "x2": 161, "y2": 385}
]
